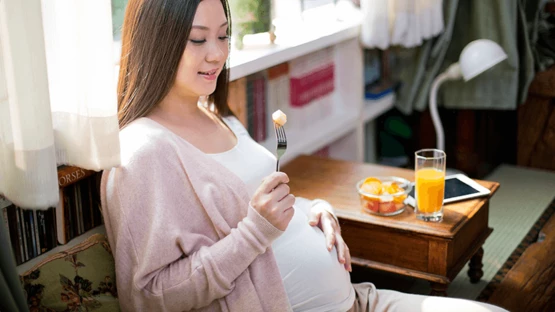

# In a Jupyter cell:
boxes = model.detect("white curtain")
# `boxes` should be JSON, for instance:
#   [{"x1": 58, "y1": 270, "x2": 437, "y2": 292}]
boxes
[
  {"x1": 0, "y1": 0, "x2": 120, "y2": 210},
  {"x1": 360, "y1": 0, "x2": 444, "y2": 49}
]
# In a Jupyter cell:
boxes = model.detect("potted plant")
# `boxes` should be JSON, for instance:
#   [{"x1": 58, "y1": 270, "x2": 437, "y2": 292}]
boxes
[{"x1": 229, "y1": 0, "x2": 274, "y2": 49}]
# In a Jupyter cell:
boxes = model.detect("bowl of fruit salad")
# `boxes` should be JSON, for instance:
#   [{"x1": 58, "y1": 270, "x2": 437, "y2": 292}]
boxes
[{"x1": 356, "y1": 176, "x2": 412, "y2": 216}]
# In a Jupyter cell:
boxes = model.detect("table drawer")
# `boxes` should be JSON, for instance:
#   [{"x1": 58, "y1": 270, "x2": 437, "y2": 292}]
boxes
[{"x1": 340, "y1": 219, "x2": 433, "y2": 272}]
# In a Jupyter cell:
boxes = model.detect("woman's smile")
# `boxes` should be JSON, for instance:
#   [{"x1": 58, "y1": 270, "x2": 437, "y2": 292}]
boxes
[{"x1": 198, "y1": 68, "x2": 219, "y2": 81}]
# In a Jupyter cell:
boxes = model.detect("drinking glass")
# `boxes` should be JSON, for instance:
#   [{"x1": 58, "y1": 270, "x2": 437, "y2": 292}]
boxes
[{"x1": 414, "y1": 149, "x2": 446, "y2": 222}]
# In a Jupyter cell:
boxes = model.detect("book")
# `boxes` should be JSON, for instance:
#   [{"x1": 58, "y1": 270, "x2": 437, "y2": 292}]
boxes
[
  {"x1": 2, "y1": 172, "x2": 104, "y2": 266},
  {"x1": 253, "y1": 73, "x2": 267, "y2": 142},
  {"x1": 289, "y1": 47, "x2": 336, "y2": 128},
  {"x1": 228, "y1": 77, "x2": 248, "y2": 127}
]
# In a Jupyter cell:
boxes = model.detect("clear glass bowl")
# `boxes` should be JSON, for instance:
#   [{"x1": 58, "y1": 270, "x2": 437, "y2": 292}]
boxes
[{"x1": 356, "y1": 176, "x2": 413, "y2": 216}]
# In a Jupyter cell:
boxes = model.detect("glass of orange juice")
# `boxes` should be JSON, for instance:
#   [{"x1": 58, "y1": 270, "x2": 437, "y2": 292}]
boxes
[{"x1": 415, "y1": 149, "x2": 446, "y2": 222}]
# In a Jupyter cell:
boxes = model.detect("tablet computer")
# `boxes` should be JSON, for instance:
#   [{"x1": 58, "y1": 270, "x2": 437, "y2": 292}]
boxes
[{"x1": 405, "y1": 174, "x2": 491, "y2": 207}]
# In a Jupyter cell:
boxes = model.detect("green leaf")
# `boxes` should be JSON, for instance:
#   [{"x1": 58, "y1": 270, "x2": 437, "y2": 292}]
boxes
[{"x1": 60, "y1": 274, "x2": 73, "y2": 288}]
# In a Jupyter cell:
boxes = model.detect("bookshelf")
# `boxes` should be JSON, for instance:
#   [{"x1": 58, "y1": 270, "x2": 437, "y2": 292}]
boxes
[
  {"x1": 363, "y1": 93, "x2": 396, "y2": 124},
  {"x1": 228, "y1": 3, "x2": 392, "y2": 164},
  {"x1": 4, "y1": 166, "x2": 104, "y2": 272}
]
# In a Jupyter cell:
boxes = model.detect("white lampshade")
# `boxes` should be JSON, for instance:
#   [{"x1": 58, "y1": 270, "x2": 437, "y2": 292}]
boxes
[{"x1": 459, "y1": 39, "x2": 508, "y2": 81}]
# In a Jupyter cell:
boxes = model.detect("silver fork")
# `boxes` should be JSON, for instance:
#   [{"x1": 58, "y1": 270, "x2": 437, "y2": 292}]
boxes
[{"x1": 274, "y1": 123, "x2": 287, "y2": 171}]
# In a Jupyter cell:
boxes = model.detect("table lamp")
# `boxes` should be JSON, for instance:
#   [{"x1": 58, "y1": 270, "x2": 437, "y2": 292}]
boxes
[{"x1": 429, "y1": 39, "x2": 508, "y2": 151}]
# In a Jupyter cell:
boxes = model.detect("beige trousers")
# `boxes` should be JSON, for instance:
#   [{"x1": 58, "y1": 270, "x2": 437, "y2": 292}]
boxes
[{"x1": 347, "y1": 283, "x2": 509, "y2": 312}]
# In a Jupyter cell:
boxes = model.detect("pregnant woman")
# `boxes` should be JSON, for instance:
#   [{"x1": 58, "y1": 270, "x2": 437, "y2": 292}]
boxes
[{"x1": 101, "y1": 0, "x2": 509, "y2": 311}]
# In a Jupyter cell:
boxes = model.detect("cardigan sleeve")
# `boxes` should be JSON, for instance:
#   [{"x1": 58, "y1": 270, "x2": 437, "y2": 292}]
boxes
[{"x1": 102, "y1": 143, "x2": 284, "y2": 311}]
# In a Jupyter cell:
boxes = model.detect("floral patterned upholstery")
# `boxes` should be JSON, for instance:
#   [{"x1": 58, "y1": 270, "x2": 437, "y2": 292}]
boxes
[{"x1": 20, "y1": 233, "x2": 119, "y2": 312}]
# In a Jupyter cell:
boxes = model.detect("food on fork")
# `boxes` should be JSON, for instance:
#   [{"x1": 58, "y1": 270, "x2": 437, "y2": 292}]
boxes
[{"x1": 272, "y1": 109, "x2": 287, "y2": 126}]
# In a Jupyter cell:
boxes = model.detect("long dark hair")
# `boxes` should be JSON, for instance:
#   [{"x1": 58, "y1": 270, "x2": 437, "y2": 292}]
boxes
[{"x1": 117, "y1": 0, "x2": 232, "y2": 129}]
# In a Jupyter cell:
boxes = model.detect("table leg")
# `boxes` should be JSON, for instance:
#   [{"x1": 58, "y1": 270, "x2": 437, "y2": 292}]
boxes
[
  {"x1": 468, "y1": 247, "x2": 484, "y2": 283},
  {"x1": 429, "y1": 282, "x2": 448, "y2": 296}
]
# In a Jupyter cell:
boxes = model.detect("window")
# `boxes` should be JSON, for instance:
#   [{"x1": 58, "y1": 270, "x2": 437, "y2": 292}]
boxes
[
  {"x1": 302, "y1": 0, "x2": 336, "y2": 11},
  {"x1": 111, "y1": 0, "x2": 127, "y2": 41}
]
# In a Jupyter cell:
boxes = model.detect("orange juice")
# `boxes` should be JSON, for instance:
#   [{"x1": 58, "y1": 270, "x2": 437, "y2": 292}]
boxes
[{"x1": 415, "y1": 168, "x2": 445, "y2": 213}]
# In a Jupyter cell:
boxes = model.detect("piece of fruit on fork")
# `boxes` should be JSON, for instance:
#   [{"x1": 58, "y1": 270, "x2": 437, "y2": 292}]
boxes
[{"x1": 272, "y1": 109, "x2": 287, "y2": 126}]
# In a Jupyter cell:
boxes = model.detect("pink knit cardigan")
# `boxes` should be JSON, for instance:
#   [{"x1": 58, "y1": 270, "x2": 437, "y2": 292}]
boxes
[{"x1": 100, "y1": 118, "x2": 292, "y2": 312}]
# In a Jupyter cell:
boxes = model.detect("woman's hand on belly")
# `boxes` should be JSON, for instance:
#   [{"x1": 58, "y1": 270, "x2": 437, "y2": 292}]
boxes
[{"x1": 308, "y1": 206, "x2": 352, "y2": 272}]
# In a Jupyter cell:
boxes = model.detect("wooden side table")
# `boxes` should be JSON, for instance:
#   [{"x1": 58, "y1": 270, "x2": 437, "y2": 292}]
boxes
[{"x1": 282, "y1": 155, "x2": 500, "y2": 296}]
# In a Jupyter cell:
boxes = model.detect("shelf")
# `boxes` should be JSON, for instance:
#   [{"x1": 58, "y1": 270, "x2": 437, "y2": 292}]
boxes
[
  {"x1": 260, "y1": 111, "x2": 359, "y2": 165},
  {"x1": 16, "y1": 225, "x2": 106, "y2": 275},
  {"x1": 228, "y1": 5, "x2": 363, "y2": 81},
  {"x1": 363, "y1": 93, "x2": 396, "y2": 123}
]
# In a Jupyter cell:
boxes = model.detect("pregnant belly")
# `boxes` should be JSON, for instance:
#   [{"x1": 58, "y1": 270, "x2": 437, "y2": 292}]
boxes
[{"x1": 271, "y1": 208, "x2": 353, "y2": 310}]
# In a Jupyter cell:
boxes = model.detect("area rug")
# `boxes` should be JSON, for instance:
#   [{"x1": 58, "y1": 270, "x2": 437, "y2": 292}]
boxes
[{"x1": 444, "y1": 165, "x2": 555, "y2": 299}]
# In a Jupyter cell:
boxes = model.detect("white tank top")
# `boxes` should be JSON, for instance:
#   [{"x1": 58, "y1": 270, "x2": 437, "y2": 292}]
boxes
[{"x1": 209, "y1": 116, "x2": 355, "y2": 312}]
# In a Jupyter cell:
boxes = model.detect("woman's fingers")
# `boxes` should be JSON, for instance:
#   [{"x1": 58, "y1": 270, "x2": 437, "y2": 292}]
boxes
[
  {"x1": 336, "y1": 235, "x2": 352, "y2": 272},
  {"x1": 260, "y1": 172, "x2": 289, "y2": 193},
  {"x1": 323, "y1": 218, "x2": 336, "y2": 251}
]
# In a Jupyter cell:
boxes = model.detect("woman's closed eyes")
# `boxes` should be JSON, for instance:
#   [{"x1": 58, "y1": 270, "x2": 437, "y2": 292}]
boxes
[{"x1": 190, "y1": 36, "x2": 230, "y2": 45}]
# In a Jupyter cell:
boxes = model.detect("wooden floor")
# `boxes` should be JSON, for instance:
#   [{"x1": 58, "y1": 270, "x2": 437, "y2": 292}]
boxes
[{"x1": 486, "y1": 213, "x2": 555, "y2": 312}]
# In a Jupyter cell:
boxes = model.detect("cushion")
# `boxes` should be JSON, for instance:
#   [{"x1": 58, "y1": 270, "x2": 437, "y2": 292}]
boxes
[{"x1": 20, "y1": 233, "x2": 120, "y2": 312}]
